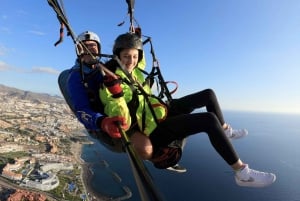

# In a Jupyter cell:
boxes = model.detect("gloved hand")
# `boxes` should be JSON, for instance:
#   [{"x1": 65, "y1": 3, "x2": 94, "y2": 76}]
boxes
[
  {"x1": 103, "y1": 75, "x2": 123, "y2": 98},
  {"x1": 101, "y1": 116, "x2": 129, "y2": 138}
]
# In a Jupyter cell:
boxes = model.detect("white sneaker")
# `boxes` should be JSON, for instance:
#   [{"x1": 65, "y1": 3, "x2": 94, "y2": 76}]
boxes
[
  {"x1": 224, "y1": 125, "x2": 248, "y2": 140},
  {"x1": 235, "y1": 164, "x2": 276, "y2": 188},
  {"x1": 166, "y1": 164, "x2": 187, "y2": 173}
]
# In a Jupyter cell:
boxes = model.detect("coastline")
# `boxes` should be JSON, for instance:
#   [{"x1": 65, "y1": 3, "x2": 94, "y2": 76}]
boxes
[{"x1": 71, "y1": 142, "x2": 110, "y2": 201}]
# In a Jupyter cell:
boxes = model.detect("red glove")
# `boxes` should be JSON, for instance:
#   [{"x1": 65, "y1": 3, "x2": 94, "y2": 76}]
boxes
[
  {"x1": 101, "y1": 116, "x2": 129, "y2": 138},
  {"x1": 103, "y1": 75, "x2": 123, "y2": 98}
]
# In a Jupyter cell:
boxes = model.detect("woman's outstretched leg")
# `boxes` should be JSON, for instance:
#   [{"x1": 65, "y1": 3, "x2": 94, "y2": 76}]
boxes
[{"x1": 150, "y1": 112, "x2": 276, "y2": 187}]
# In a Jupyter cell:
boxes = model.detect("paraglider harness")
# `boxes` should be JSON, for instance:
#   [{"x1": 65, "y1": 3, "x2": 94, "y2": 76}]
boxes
[{"x1": 48, "y1": 0, "x2": 181, "y2": 200}]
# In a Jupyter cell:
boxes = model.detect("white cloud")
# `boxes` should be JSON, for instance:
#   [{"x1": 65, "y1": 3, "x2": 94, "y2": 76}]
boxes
[
  {"x1": 28, "y1": 30, "x2": 46, "y2": 36},
  {"x1": 0, "y1": 60, "x2": 59, "y2": 75},
  {"x1": 31, "y1": 67, "x2": 60, "y2": 75},
  {"x1": 0, "y1": 61, "x2": 12, "y2": 71}
]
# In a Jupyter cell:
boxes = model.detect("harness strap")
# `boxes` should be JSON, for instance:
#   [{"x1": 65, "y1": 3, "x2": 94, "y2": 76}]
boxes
[{"x1": 54, "y1": 22, "x2": 64, "y2": 46}]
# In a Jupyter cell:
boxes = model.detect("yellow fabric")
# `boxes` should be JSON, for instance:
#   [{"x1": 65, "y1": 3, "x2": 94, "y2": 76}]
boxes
[
  {"x1": 99, "y1": 91, "x2": 131, "y2": 131},
  {"x1": 99, "y1": 64, "x2": 167, "y2": 136}
]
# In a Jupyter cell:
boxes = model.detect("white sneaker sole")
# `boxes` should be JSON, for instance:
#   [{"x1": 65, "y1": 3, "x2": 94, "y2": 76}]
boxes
[
  {"x1": 235, "y1": 173, "x2": 276, "y2": 188},
  {"x1": 166, "y1": 167, "x2": 187, "y2": 173}
]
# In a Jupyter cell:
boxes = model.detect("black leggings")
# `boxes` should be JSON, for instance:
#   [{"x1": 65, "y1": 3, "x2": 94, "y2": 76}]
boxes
[{"x1": 150, "y1": 89, "x2": 239, "y2": 165}]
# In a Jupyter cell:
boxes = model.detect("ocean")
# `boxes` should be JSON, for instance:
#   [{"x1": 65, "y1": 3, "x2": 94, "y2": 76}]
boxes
[{"x1": 81, "y1": 111, "x2": 300, "y2": 201}]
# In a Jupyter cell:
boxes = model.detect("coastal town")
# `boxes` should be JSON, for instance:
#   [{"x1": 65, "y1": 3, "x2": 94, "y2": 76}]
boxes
[{"x1": 0, "y1": 85, "x2": 132, "y2": 201}]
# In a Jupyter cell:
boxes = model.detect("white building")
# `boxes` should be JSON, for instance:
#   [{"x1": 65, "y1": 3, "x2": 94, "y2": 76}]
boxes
[{"x1": 20, "y1": 172, "x2": 59, "y2": 191}]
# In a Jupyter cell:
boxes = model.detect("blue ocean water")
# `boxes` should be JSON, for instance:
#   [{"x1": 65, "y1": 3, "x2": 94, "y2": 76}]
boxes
[{"x1": 81, "y1": 111, "x2": 300, "y2": 201}]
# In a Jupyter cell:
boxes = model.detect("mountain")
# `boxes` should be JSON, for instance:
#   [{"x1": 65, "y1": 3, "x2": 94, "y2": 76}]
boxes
[{"x1": 0, "y1": 84, "x2": 65, "y2": 104}]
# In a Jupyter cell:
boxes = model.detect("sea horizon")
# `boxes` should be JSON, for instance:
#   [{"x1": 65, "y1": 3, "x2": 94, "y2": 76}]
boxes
[{"x1": 81, "y1": 110, "x2": 300, "y2": 201}]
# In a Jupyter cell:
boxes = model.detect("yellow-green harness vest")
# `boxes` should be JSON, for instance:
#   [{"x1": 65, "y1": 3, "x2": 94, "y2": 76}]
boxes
[{"x1": 99, "y1": 67, "x2": 167, "y2": 136}]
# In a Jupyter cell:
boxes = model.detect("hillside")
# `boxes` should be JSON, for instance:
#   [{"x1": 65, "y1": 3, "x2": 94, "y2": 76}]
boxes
[{"x1": 0, "y1": 84, "x2": 65, "y2": 104}]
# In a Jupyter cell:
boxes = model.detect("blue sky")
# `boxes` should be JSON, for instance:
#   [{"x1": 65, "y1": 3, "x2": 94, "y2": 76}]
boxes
[{"x1": 1, "y1": 0, "x2": 300, "y2": 114}]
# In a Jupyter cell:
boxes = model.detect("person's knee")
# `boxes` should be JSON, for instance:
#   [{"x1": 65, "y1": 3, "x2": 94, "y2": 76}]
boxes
[
  {"x1": 206, "y1": 112, "x2": 218, "y2": 121},
  {"x1": 135, "y1": 144, "x2": 153, "y2": 160},
  {"x1": 130, "y1": 131, "x2": 153, "y2": 160},
  {"x1": 204, "y1": 112, "x2": 222, "y2": 130},
  {"x1": 204, "y1": 88, "x2": 216, "y2": 99}
]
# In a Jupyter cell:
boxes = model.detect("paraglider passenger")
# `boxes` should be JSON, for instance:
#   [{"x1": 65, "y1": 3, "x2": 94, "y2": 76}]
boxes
[{"x1": 99, "y1": 32, "x2": 276, "y2": 188}]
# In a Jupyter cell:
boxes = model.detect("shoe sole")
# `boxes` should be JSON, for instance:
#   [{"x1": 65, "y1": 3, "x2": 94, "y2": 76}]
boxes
[
  {"x1": 235, "y1": 174, "x2": 276, "y2": 188},
  {"x1": 166, "y1": 168, "x2": 187, "y2": 173}
]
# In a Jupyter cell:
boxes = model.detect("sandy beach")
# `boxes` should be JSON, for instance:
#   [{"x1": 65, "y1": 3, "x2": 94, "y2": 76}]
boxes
[{"x1": 71, "y1": 142, "x2": 111, "y2": 201}]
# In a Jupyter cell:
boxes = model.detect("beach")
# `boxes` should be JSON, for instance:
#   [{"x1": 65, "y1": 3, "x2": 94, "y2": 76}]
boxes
[{"x1": 71, "y1": 142, "x2": 111, "y2": 201}]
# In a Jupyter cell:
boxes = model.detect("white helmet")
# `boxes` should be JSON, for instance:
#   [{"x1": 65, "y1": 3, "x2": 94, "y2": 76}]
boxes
[{"x1": 76, "y1": 31, "x2": 101, "y2": 53}]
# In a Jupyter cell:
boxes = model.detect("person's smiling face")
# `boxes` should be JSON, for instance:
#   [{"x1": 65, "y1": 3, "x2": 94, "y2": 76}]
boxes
[{"x1": 119, "y1": 48, "x2": 139, "y2": 73}]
